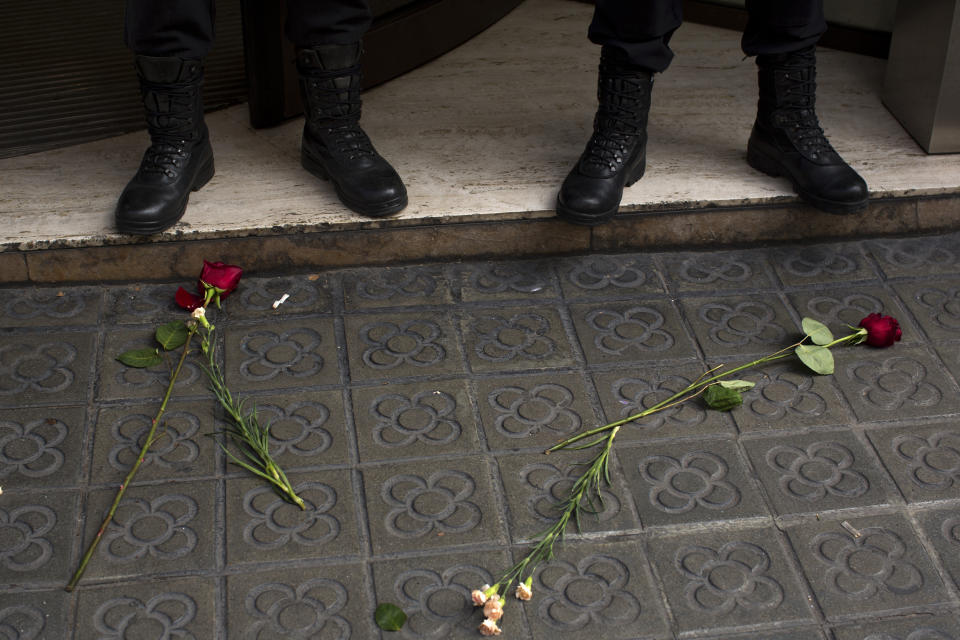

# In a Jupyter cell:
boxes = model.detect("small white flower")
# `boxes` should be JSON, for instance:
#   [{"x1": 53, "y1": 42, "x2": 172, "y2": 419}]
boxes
[
  {"x1": 515, "y1": 581, "x2": 532, "y2": 601},
  {"x1": 471, "y1": 589, "x2": 489, "y2": 606},
  {"x1": 478, "y1": 618, "x2": 502, "y2": 636},
  {"x1": 483, "y1": 597, "x2": 504, "y2": 621},
  {"x1": 191, "y1": 307, "x2": 206, "y2": 319}
]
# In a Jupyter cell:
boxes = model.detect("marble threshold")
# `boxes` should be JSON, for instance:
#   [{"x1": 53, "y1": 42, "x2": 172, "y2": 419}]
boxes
[{"x1": 1, "y1": 0, "x2": 958, "y2": 284}]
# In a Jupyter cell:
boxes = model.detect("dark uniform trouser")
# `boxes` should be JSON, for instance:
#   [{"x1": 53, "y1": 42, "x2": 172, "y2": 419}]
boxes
[
  {"x1": 124, "y1": 0, "x2": 372, "y2": 58},
  {"x1": 589, "y1": 0, "x2": 826, "y2": 71}
]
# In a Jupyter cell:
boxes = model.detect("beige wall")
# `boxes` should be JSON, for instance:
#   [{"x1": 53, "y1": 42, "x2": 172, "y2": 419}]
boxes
[{"x1": 705, "y1": 0, "x2": 897, "y2": 31}]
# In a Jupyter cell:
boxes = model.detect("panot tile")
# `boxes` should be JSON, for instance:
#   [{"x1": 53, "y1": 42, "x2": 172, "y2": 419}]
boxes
[
  {"x1": 647, "y1": 526, "x2": 814, "y2": 634},
  {"x1": 0, "y1": 285, "x2": 102, "y2": 328},
  {"x1": 832, "y1": 615, "x2": 960, "y2": 640},
  {"x1": 370, "y1": 549, "x2": 523, "y2": 639},
  {"x1": 0, "y1": 405, "x2": 86, "y2": 489},
  {"x1": 352, "y1": 379, "x2": 481, "y2": 462},
  {"x1": 80, "y1": 480, "x2": 217, "y2": 580},
  {"x1": 833, "y1": 347, "x2": 960, "y2": 423},
  {"x1": 0, "y1": 489, "x2": 80, "y2": 586},
  {"x1": 681, "y1": 294, "x2": 798, "y2": 358},
  {"x1": 461, "y1": 306, "x2": 576, "y2": 373},
  {"x1": 864, "y1": 236, "x2": 960, "y2": 279},
  {"x1": 473, "y1": 372, "x2": 600, "y2": 452},
  {"x1": 892, "y1": 278, "x2": 960, "y2": 344},
  {"x1": 223, "y1": 317, "x2": 342, "y2": 390},
  {"x1": 591, "y1": 363, "x2": 736, "y2": 442},
  {"x1": 569, "y1": 299, "x2": 697, "y2": 365},
  {"x1": 768, "y1": 242, "x2": 877, "y2": 287},
  {"x1": 455, "y1": 260, "x2": 560, "y2": 302},
  {"x1": 224, "y1": 469, "x2": 361, "y2": 567},
  {"x1": 97, "y1": 326, "x2": 207, "y2": 402},
  {"x1": 225, "y1": 564, "x2": 376, "y2": 640},
  {"x1": 914, "y1": 507, "x2": 960, "y2": 591},
  {"x1": 343, "y1": 264, "x2": 453, "y2": 309},
  {"x1": 362, "y1": 456, "x2": 505, "y2": 555},
  {"x1": 0, "y1": 590, "x2": 70, "y2": 640},
  {"x1": 497, "y1": 451, "x2": 638, "y2": 542},
  {"x1": 866, "y1": 422, "x2": 960, "y2": 503},
  {"x1": 659, "y1": 249, "x2": 776, "y2": 293},
  {"x1": 106, "y1": 282, "x2": 185, "y2": 324},
  {"x1": 522, "y1": 540, "x2": 670, "y2": 640},
  {"x1": 226, "y1": 272, "x2": 336, "y2": 318},
  {"x1": 555, "y1": 253, "x2": 666, "y2": 301},
  {"x1": 616, "y1": 438, "x2": 768, "y2": 527},
  {"x1": 0, "y1": 331, "x2": 96, "y2": 407},
  {"x1": 344, "y1": 310, "x2": 465, "y2": 382},
  {"x1": 741, "y1": 429, "x2": 896, "y2": 516},
  {"x1": 786, "y1": 285, "x2": 920, "y2": 345},
  {"x1": 784, "y1": 514, "x2": 951, "y2": 621}
]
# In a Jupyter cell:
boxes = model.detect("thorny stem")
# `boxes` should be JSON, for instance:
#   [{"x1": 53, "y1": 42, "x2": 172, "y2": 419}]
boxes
[{"x1": 65, "y1": 326, "x2": 198, "y2": 592}]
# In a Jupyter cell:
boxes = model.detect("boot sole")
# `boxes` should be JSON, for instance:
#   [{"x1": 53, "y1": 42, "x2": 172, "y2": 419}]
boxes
[
  {"x1": 115, "y1": 157, "x2": 215, "y2": 235},
  {"x1": 302, "y1": 149, "x2": 407, "y2": 218},
  {"x1": 556, "y1": 158, "x2": 647, "y2": 227},
  {"x1": 747, "y1": 146, "x2": 868, "y2": 215}
]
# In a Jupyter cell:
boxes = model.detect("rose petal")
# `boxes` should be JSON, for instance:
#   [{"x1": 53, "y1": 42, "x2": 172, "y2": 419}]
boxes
[{"x1": 175, "y1": 287, "x2": 204, "y2": 311}]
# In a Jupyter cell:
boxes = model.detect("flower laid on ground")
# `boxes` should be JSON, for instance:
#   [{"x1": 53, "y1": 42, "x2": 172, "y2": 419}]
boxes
[
  {"x1": 467, "y1": 315, "x2": 899, "y2": 635},
  {"x1": 65, "y1": 260, "x2": 303, "y2": 591}
]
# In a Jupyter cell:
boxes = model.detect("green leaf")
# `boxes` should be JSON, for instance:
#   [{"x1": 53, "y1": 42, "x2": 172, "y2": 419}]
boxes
[
  {"x1": 795, "y1": 344, "x2": 835, "y2": 375},
  {"x1": 802, "y1": 317, "x2": 834, "y2": 346},
  {"x1": 375, "y1": 603, "x2": 407, "y2": 632},
  {"x1": 156, "y1": 321, "x2": 189, "y2": 350},
  {"x1": 718, "y1": 379, "x2": 756, "y2": 392},
  {"x1": 116, "y1": 347, "x2": 162, "y2": 368},
  {"x1": 704, "y1": 384, "x2": 744, "y2": 411}
]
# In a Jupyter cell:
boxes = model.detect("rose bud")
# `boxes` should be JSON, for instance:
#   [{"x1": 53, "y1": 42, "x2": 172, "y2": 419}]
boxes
[
  {"x1": 483, "y1": 597, "x2": 504, "y2": 621},
  {"x1": 478, "y1": 619, "x2": 502, "y2": 636},
  {"x1": 858, "y1": 313, "x2": 902, "y2": 348}
]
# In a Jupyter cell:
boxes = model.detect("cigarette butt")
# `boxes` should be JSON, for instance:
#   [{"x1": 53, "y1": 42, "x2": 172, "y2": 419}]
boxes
[
  {"x1": 840, "y1": 521, "x2": 861, "y2": 538},
  {"x1": 272, "y1": 293, "x2": 290, "y2": 309}
]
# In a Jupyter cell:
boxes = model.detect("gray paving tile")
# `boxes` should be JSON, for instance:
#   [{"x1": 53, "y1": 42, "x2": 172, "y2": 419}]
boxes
[
  {"x1": 893, "y1": 278, "x2": 960, "y2": 344},
  {"x1": 352, "y1": 379, "x2": 480, "y2": 461},
  {"x1": 345, "y1": 311, "x2": 464, "y2": 381},
  {"x1": 75, "y1": 577, "x2": 215, "y2": 640},
  {"x1": 225, "y1": 470, "x2": 361, "y2": 567},
  {"x1": 496, "y1": 451, "x2": 637, "y2": 541},
  {"x1": 681, "y1": 294, "x2": 798, "y2": 358},
  {"x1": 769, "y1": 242, "x2": 877, "y2": 287},
  {"x1": 785, "y1": 514, "x2": 951, "y2": 621},
  {"x1": 742, "y1": 429, "x2": 896, "y2": 516},
  {"x1": 362, "y1": 457, "x2": 505, "y2": 555},
  {"x1": 225, "y1": 564, "x2": 376, "y2": 640},
  {"x1": 556, "y1": 253, "x2": 665, "y2": 300},
  {"x1": 617, "y1": 438, "x2": 768, "y2": 527},
  {"x1": 224, "y1": 317, "x2": 341, "y2": 390},
  {"x1": 106, "y1": 282, "x2": 184, "y2": 324},
  {"x1": 591, "y1": 363, "x2": 736, "y2": 441},
  {"x1": 867, "y1": 423, "x2": 960, "y2": 503},
  {"x1": 343, "y1": 264, "x2": 452, "y2": 309},
  {"x1": 728, "y1": 360, "x2": 853, "y2": 432},
  {"x1": 227, "y1": 272, "x2": 336, "y2": 317},
  {"x1": 915, "y1": 507, "x2": 960, "y2": 592},
  {"x1": 90, "y1": 400, "x2": 217, "y2": 485},
  {"x1": 462, "y1": 307, "x2": 575, "y2": 373},
  {"x1": 935, "y1": 342, "x2": 960, "y2": 386},
  {"x1": 0, "y1": 285, "x2": 102, "y2": 327},
  {"x1": 0, "y1": 406, "x2": 85, "y2": 489},
  {"x1": 0, "y1": 331, "x2": 95, "y2": 407},
  {"x1": 523, "y1": 540, "x2": 670, "y2": 639},
  {"x1": 97, "y1": 326, "x2": 206, "y2": 401},
  {"x1": 834, "y1": 347, "x2": 960, "y2": 423},
  {"x1": 80, "y1": 480, "x2": 216, "y2": 580},
  {"x1": 831, "y1": 613, "x2": 960, "y2": 640},
  {"x1": 787, "y1": 285, "x2": 920, "y2": 345},
  {"x1": 456, "y1": 260, "x2": 560, "y2": 302},
  {"x1": 648, "y1": 526, "x2": 814, "y2": 634},
  {"x1": 473, "y1": 372, "x2": 600, "y2": 451},
  {"x1": 0, "y1": 590, "x2": 70, "y2": 640},
  {"x1": 709, "y1": 628, "x2": 828, "y2": 640},
  {"x1": 0, "y1": 489, "x2": 79, "y2": 586},
  {"x1": 370, "y1": 549, "x2": 522, "y2": 639},
  {"x1": 660, "y1": 249, "x2": 776, "y2": 293},
  {"x1": 864, "y1": 236, "x2": 960, "y2": 280},
  {"x1": 569, "y1": 299, "x2": 698, "y2": 365}
]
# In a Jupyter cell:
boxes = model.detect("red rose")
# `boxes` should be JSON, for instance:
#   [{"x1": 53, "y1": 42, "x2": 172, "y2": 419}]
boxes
[
  {"x1": 199, "y1": 261, "x2": 243, "y2": 298},
  {"x1": 175, "y1": 286, "x2": 204, "y2": 311},
  {"x1": 858, "y1": 313, "x2": 902, "y2": 348}
]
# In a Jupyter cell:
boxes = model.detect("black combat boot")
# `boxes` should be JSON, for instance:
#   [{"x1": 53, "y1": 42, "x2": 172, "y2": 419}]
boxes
[
  {"x1": 747, "y1": 46, "x2": 867, "y2": 214},
  {"x1": 557, "y1": 50, "x2": 653, "y2": 226},
  {"x1": 115, "y1": 56, "x2": 214, "y2": 235},
  {"x1": 297, "y1": 43, "x2": 407, "y2": 217}
]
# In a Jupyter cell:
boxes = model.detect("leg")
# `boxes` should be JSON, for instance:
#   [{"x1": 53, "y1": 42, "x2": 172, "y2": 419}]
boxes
[
  {"x1": 115, "y1": 0, "x2": 216, "y2": 234},
  {"x1": 743, "y1": 0, "x2": 868, "y2": 213},
  {"x1": 286, "y1": 0, "x2": 406, "y2": 217},
  {"x1": 556, "y1": 0, "x2": 679, "y2": 226}
]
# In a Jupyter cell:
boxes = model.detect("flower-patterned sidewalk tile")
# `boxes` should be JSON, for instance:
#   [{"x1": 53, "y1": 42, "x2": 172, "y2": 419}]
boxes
[
  {"x1": 681, "y1": 294, "x2": 797, "y2": 358},
  {"x1": 226, "y1": 272, "x2": 337, "y2": 318},
  {"x1": 866, "y1": 423, "x2": 960, "y2": 503},
  {"x1": 659, "y1": 249, "x2": 777, "y2": 294},
  {"x1": 0, "y1": 331, "x2": 96, "y2": 407},
  {"x1": 1, "y1": 285, "x2": 103, "y2": 328},
  {"x1": 346, "y1": 311, "x2": 465, "y2": 381},
  {"x1": 455, "y1": 260, "x2": 561, "y2": 303},
  {"x1": 556, "y1": 254, "x2": 665, "y2": 301},
  {"x1": 462, "y1": 307, "x2": 575, "y2": 373},
  {"x1": 893, "y1": 278, "x2": 960, "y2": 344},
  {"x1": 0, "y1": 488, "x2": 80, "y2": 586},
  {"x1": 97, "y1": 326, "x2": 207, "y2": 402},
  {"x1": 0, "y1": 405, "x2": 86, "y2": 490},
  {"x1": 915, "y1": 507, "x2": 960, "y2": 592},
  {"x1": 768, "y1": 242, "x2": 877, "y2": 287},
  {"x1": 344, "y1": 265, "x2": 453, "y2": 310},
  {"x1": 569, "y1": 299, "x2": 697, "y2": 365},
  {"x1": 0, "y1": 590, "x2": 71, "y2": 640},
  {"x1": 831, "y1": 613, "x2": 960, "y2": 640},
  {"x1": 786, "y1": 285, "x2": 920, "y2": 346}
]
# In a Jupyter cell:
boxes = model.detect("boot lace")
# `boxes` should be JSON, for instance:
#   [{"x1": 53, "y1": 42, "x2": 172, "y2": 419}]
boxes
[
  {"x1": 774, "y1": 70, "x2": 834, "y2": 158},
  {"x1": 304, "y1": 68, "x2": 376, "y2": 161},
  {"x1": 583, "y1": 74, "x2": 649, "y2": 172},
  {"x1": 141, "y1": 83, "x2": 198, "y2": 177}
]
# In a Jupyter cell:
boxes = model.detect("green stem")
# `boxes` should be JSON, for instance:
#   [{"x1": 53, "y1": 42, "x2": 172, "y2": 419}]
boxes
[{"x1": 66, "y1": 326, "x2": 198, "y2": 592}]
